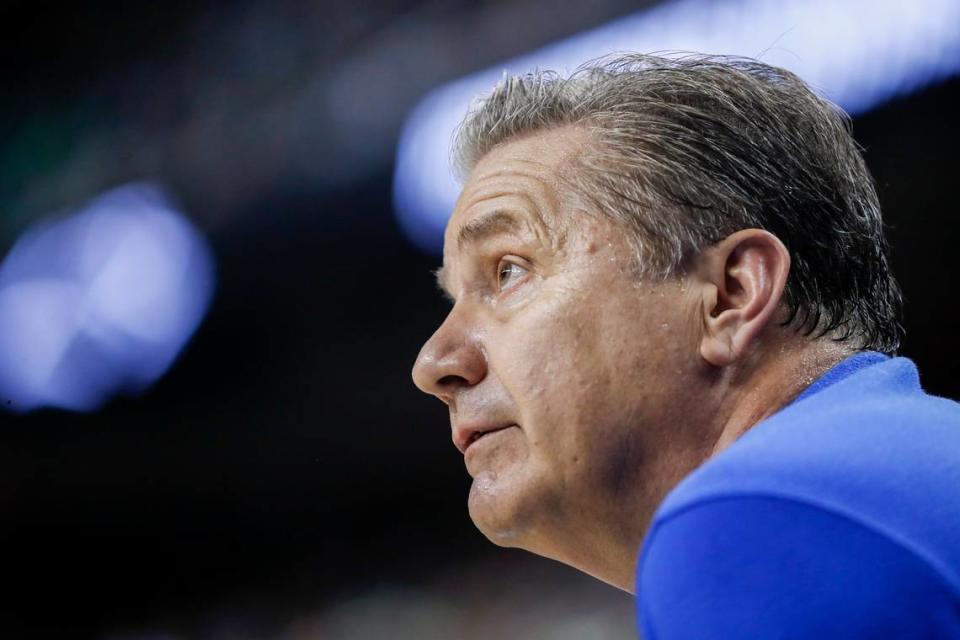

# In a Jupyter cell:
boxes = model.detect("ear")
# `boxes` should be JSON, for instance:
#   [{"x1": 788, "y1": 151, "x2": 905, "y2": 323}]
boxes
[{"x1": 692, "y1": 229, "x2": 791, "y2": 367}]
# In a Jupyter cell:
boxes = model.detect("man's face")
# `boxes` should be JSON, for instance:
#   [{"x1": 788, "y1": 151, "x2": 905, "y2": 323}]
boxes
[{"x1": 412, "y1": 128, "x2": 709, "y2": 559}]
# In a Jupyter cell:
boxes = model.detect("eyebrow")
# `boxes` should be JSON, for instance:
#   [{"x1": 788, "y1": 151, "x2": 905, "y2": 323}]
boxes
[
  {"x1": 456, "y1": 209, "x2": 528, "y2": 251},
  {"x1": 434, "y1": 209, "x2": 534, "y2": 302}
]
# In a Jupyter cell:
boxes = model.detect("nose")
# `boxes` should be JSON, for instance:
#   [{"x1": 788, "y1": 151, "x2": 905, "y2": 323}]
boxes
[{"x1": 412, "y1": 311, "x2": 487, "y2": 407}]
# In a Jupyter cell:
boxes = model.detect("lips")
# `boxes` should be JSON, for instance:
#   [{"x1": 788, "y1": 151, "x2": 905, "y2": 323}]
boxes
[{"x1": 452, "y1": 423, "x2": 515, "y2": 454}]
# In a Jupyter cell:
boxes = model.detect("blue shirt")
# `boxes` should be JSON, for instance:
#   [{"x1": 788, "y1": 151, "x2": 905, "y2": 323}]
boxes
[{"x1": 636, "y1": 352, "x2": 960, "y2": 638}]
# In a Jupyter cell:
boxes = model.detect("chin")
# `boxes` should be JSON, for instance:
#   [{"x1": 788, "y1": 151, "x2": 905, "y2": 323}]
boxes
[
  {"x1": 467, "y1": 472, "x2": 552, "y2": 549},
  {"x1": 475, "y1": 520, "x2": 526, "y2": 548}
]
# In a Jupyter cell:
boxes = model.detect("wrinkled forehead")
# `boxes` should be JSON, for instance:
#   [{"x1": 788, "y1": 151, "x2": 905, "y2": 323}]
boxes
[{"x1": 443, "y1": 127, "x2": 590, "y2": 257}]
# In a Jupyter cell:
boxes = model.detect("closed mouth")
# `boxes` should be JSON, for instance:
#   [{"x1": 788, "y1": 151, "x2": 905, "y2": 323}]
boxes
[
  {"x1": 454, "y1": 422, "x2": 518, "y2": 454},
  {"x1": 464, "y1": 424, "x2": 514, "y2": 452},
  {"x1": 470, "y1": 425, "x2": 510, "y2": 446}
]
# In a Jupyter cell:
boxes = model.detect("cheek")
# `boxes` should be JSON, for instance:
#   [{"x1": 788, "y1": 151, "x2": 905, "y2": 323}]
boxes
[
  {"x1": 497, "y1": 290, "x2": 624, "y2": 444},
  {"x1": 503, "y1": 303, "x2": 585, "y2": 408},
  {"x1": 494, "y1": 281, "x2": 676, "y2": 470}
]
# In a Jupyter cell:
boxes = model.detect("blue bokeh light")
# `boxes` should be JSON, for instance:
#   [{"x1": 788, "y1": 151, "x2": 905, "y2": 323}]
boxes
[
  {"x1": 0, "y1": 182, "x2": 216, "y2": 413},
  {"x1": 394, "y1": 0, "x2": 960, "y2": 254}
]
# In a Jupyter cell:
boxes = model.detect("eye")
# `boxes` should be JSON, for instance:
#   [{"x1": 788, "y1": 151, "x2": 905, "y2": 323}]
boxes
[{"x1": 497, "y1": 259, "x2": 529, "y2": 292}]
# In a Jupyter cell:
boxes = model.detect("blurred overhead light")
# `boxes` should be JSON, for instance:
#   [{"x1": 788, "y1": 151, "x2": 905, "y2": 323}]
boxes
[
  {"x1": 394, "y1": 0, "x2": 960, "y2": 253},
  {"x1": 0, "y1": 183, "x2": 215, "y2": 413}
]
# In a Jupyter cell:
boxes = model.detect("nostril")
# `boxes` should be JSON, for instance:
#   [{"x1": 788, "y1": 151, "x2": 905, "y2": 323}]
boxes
[{"x1": 438, "y1": 374, "x2": 467, "y2": 389}]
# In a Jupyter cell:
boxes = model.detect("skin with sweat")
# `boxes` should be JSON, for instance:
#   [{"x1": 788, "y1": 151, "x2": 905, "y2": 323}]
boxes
[{"x1": 412, "y1": 126, "x2": 852, "y2": 592}]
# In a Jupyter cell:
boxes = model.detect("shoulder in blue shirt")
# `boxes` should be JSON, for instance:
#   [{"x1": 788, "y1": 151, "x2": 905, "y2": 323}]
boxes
[{"x1": 636, "y1": 352, "x2": 960, "y2": 639}]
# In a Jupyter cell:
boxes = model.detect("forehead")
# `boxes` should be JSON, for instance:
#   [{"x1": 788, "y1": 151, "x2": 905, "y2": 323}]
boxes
[{"x1": 444, "y1": 127, "x2": 590, "y2": 250}]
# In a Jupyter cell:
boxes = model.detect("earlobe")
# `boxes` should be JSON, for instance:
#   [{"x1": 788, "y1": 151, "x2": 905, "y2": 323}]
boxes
[
  {"x1": 695, "y1": 230, "x2": 791, "y2": 368},
  {"x1": 701, "y1": 328, "x2": 735, "y2": 367}
]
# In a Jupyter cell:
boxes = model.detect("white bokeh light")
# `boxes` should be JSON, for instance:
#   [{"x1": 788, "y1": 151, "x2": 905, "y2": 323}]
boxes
[{"x1": 0, "y1": 182, "x2": 216, "y2": 413}]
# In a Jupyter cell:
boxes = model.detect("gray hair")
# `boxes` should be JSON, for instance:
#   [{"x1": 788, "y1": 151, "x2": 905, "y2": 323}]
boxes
[{"x1": 453, "y1": 53, "x2": 904, "y2": 354}]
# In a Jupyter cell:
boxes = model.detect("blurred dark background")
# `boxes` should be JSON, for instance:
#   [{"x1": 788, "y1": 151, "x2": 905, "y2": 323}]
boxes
[{"x1": 1, "y1": 1, "x2": 957, "y2": 638}]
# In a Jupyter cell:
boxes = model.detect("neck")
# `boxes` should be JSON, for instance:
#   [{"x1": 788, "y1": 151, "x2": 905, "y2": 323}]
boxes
[
  {"x1": 709, "y1": 338, "x2": 854, "y2": 456},
  {"x1": 608, "y1": 337, "x2": 851, "y2": 593}
]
